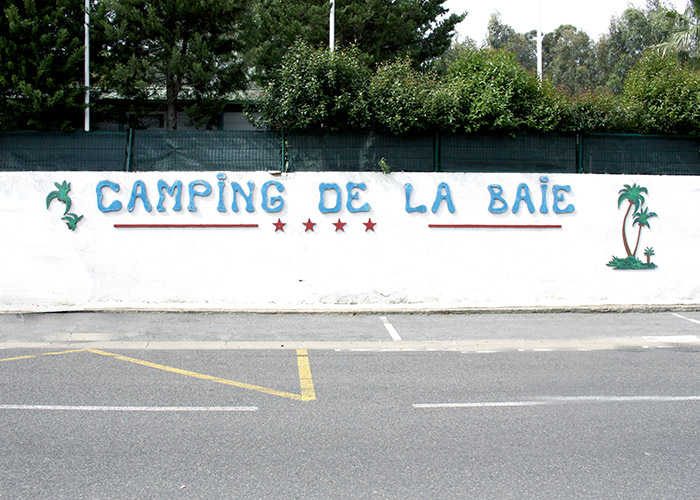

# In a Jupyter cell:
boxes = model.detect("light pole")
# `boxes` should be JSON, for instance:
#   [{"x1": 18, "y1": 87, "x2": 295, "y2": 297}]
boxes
[
  {"x1": 537, "y1": 0, "x2": 543, "y2": 81},
  {"x1": 84, "y1": 0, "x2": 90, "y2": 131},
  {"x1": 330, "y1": 0, "x2": 335, "y2": 52}
]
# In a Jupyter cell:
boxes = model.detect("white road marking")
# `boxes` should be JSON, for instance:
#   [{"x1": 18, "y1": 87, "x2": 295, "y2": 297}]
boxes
[
  {"x1": 413, "y1": 395, "x2": 700, "y2": 409},
  {"x1": 672, "y1": 312, "x2": 700, "y2": 325},
  {"x1": 643, "y1": 334, "x2": 699, "y2": 343},
  {"x1": 414, "y1": 402, "x2": 547, "y2": 408},
  {"x1": 0, "y1": 405, "x2": 258, "y2": 412},
  {"x1": 379, "y1": 316, "x2": 402, "y2": 341},
  {"x1": 539, "y1": 396, "x2": 700, "y2": 402}
]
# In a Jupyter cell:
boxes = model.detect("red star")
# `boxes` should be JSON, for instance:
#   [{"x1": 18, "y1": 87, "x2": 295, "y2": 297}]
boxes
[
  {"x1": 273, "y1": 218, "x2": 286, "y2": 232},
  {"x1": 333, "y1": 219, "x2": 347, "y2": 232},
  {"x1": 303, "y1": 218, "x2": 316, "y2": 232},
  {"x1": 363, "y1": 218, "x2": 377, "y2": 232}
]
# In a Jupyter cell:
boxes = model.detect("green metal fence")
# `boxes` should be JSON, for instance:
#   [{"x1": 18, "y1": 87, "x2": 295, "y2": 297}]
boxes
[
  {"x1": 440, "y1": 133, "x2": 577, "y2": 173},
  {"x1": 1, "y1": 130, "x2": 699, "y2": 174},
  {"x1": 580, "y1": 133, "x2": 700, "y2": 175},
  {"x1": 0, "y1": 131, "x2": 128, "y2": 171},
  {"x1": 130, "y1": 130, "x2": 282, "y2": 172},
  {"x1": 287, "y1": 131, "x2": 435, "y2": 172}
]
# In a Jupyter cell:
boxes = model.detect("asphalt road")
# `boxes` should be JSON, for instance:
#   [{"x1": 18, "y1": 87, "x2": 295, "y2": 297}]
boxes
[{"x1": 0, "y1": 312, "x2": 699, "y2": 499}]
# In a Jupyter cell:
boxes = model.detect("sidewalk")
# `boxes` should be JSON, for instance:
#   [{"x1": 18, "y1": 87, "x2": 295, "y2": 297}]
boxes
[{"x1": 1, "y1": 311, "x2": 699, "y2": 350}]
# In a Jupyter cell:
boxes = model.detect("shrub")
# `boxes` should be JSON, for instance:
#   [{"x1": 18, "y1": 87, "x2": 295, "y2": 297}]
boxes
[
  {"x1": 368, "y1": 58, "x2": 437, "y2": 134},
  {"x1": 437, "y1": 49, "x2": 563, "y2": 133},
  {"x1": 255, "y1": 42, "x2": 371, "y2": 131},
  {"x1": 622, "y1": 52, "x2": 700, "y2": 135}
]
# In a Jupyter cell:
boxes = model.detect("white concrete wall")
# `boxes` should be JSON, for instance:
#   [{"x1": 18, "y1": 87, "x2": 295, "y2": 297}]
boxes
[{"x1": 1, "y1": 171, "x2": 697, "y2": 312}]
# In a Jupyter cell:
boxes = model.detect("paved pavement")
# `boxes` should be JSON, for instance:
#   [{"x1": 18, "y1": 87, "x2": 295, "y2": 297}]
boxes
[
  {"x1": 1, "y1": 310, "x2": 700, "y2": 347},
  {"x1": 1, "y1": 311, "x2": 699, "y2": 499}
]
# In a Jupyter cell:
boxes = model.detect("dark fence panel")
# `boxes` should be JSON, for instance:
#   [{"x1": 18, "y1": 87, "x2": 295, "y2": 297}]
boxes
[
  {"x1": 287, "y1": 131, "x2": 434, "y2": 172},
  {"x1": 581, "y1": 134, "x2": 700, "y2": 175},
  {"x1": 0, "y1": 131, "x2": 128, "y2": 171},
  {"x1": 131, "y1": 130, "x2": 282, "y2": 171},
  {"x1": 2, "y1": 130, "x2": 700, "y2": 175},
  {"x1": 440, "y1": 133, "x2": 578, "y2": 173}
]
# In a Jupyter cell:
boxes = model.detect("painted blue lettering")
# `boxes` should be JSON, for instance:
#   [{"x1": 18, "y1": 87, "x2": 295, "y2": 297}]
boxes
[
  {"x1": 539, "y1": 176, "x2": 549, "y2": 214},
  {"x1": 488, "y1": 185, "x2": 508, "y2": 214},
  {"x1": 231, "y1": 181, "x2": 256, "y2": 213},
  {"x1": 512, "y1": 183, "x2": 535, "y2": 214},
  {"x1": 157, "y1": 180, "x2": 183, "y2": 212},
  {"x1": 346, "y1": 182, "x2": 370, "y2": 213},
  {"x1": 187, "y1": 180, "x2": 212, "y2": 212},
  {"x1": 262, "y1": 180, "x2": 285, "y2": 213},
  {"x1": 404, "y1": 183, "x2": 427, "y2": 213},
  {"x1": 96, "y1": 180, "x2": 122, "y2": 213},
  {"x1": 127, "y1": 180, "x2": 152, "y2": 212},
  {"x1": 216, "y1": 173, "x2": 227, "y2": 212},
  {"x1": 319, "y1": 183, "x2": 342, "y2": 214},
  {"x1": 553, "y1": 185, "x2": 575, "y2": 214},
  {"x1": 431, "y1": 182, "x2": 455, "y2": 214}
]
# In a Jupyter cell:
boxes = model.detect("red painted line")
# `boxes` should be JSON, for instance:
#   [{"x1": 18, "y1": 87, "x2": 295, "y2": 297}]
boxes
[
  {"x1": 429, "y1": 224, "x2": 562, "y2": 229},
  {"x1": 114, "y1": 224, "x2": 259, "y2": 229}
]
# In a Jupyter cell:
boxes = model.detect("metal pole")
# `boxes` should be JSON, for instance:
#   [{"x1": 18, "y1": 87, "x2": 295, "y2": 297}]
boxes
[
  {"x1": 330, "y1": 0, "x2": 335, "y2": 52},
  {"x1": 84, "y1": 0, "x2": 90, "y2": 131},
  {"x1": 537, "y1": 0, "x2": 543, "y2": 81}
]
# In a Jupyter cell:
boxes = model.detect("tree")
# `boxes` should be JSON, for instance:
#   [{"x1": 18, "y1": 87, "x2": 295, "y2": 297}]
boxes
[
  {"x1": 543, "y1": 24, "x2": 597, "y2": 95},
  {"x1": 336, "y1": 0, "x2": 465, "y2": 68},
  {"x1": 0, "y1": 0, "x2": 84, "y2": 130},
  {"x1": 596, "y1": 0, "x2": 678, "y2": 94},
  {"x1": 255, "y1": 43, "x2": 371, "y2": 131},
  {"x1": 617, "y1": 183, "x2": 647, "y2": 257},
  {"x1": 632, "y1": 206, "x2": 657, "y2": 257},
  {"x1": 243, "y1": 0, "x2": 465, "y2": 83},
  {"x1": 561, "y1": 89, "x2": 630, "y2": 133},
  {"x1": 436, "y1": 48, "x2": 564, "y2": 134},
  {"x1": 644, "y1": 247, "x2": 655, "y2": 264},
  {"x1": 94, "y1": 0, "x2": 250, "y2": 130},
  {"x1": 369, "y1": 58, "x2": 438, "y2": 134},
  {"x1": 656, "y1": 0, "x2": 700, "y2": 65},
  {"x1": 486, "y1": 12, "x2": 537, "y2": 72},
  {"x1": 622, "y1": 52, "x2": 700, "y2": 134},
  {"x1": 242, "y1": 0, "x2": 330, "y2": 84}
]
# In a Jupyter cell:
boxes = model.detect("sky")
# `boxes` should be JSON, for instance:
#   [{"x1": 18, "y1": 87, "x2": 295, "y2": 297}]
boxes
[{"x1": 443, "y1": 0, "x2": 690, "y2": 43}]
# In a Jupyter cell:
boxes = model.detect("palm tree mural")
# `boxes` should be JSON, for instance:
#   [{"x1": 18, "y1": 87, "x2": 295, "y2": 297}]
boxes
[
  {"x1": 46, "y1": 180, "x2": 84, "y2": 231},
  {"x1": 632, "y1": 207, "x2": 657, "y2": 257},
  {"x1": 608, "y1": 183, "x2": 657, "y2": 270},
  {"x1": 644, "y1": 247, "x2": 655, "y2": 265},
  {"x1": 46, "y1": 181, "x2": 72, "y2": 215},
  {"x1": 617, "y1": 183, "x2": 647, "y2": 257}
]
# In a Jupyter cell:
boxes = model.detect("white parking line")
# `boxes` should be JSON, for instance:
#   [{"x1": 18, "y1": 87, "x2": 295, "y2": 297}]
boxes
[
  {"x1": 642, "y1": 335, "x2": 699, "y2": 343},
  {"x1": 0, "y1": 405, "x2": 258, "y2": 412},
  {"x1": 672, "y1": 312, "x2": 700, "y2": 325},
  {"x1": 379, "y1": 316, "x2": 402, "y2": 341},
  {"x1": 413, "y1": 395, "x2": 700, "y2": 409},
  {"x1": 415, "y1": 402, "x2": 547, "y2": 408}
]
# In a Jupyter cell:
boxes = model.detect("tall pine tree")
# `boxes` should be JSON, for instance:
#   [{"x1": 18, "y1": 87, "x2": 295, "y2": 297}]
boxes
[
  {"x1": 244, "y1": 0, "x2": 465, "y2": 84},
  {"x1": 94, "y1": 0, "x2": 250, "y2": 130},
  {"x1": 0, "y1": 0, "x2": 85, "y2": 130}
]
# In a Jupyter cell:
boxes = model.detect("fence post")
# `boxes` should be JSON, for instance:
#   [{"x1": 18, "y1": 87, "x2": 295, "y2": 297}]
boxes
[
  {"x1": 125, "y1": 128, "x2": 134, "y2": 172},
  {"x1": 281, "y1": 128, "x2": 287, "y2": 172},
  {"x1": 434, "y1": 131, "x2": 440, "y2": 172},
  {"x1": 577, "y1": 133, "x2": 584, "y2": 173}
]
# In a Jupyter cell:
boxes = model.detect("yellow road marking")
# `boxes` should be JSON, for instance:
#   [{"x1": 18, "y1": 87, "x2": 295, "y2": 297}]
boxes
[
  {"x1": 296, "y1": 349, "x2": 316, "y2": 402},
  {"x1": 0, "y1": 349, "x2": 87, "y2": 363},
  {"x1": 86, "y1": 348, "x2": 316, "y2": 402}
]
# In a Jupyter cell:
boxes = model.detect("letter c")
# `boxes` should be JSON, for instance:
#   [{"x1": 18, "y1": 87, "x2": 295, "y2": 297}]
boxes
[{"x1": 96, "y1": 180, "x2": 122, "y2": 212}]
